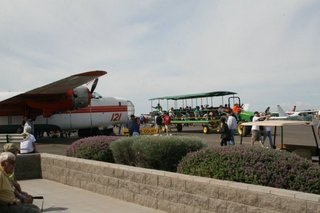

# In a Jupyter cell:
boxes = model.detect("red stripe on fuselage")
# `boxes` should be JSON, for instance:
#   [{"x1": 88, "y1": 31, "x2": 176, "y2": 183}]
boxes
[{"x1": 67, "y1": 106, "x2": 127, "y2": 114}]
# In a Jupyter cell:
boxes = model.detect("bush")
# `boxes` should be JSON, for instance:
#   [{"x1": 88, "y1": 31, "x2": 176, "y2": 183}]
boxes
[
  {"x1": 177, "y1": 146, "x2": 320, "y2": 194},
  {"x1": 66, "y1": 136, "x2": 120, "y2": 162},
  {"x1": 131, "y1": 136, "x2": 205, "y2": 172},
  {"x1": 110, "y1": 137, "x2": 136, "y2": 166}
]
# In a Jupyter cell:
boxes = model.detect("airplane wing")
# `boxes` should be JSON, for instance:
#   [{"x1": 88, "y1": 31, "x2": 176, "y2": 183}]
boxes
[{"x1": 0, "y1": 70, "x2": 107, "y2": 118}]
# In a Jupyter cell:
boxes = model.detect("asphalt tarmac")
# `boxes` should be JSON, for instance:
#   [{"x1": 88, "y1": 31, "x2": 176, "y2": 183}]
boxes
[{"x1": 35, "y1": 120, "x2": 320, "y2": 155}]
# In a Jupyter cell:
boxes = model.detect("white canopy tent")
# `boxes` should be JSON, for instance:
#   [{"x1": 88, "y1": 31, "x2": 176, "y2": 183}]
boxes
[{"x1": 240, "y1": 120, "x2": 319, "y2": 163}]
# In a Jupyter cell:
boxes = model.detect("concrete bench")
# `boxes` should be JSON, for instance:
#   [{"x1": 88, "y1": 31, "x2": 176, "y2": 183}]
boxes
[{"x1": 0, "y1": 133, "x2": 24, "y2": 143}]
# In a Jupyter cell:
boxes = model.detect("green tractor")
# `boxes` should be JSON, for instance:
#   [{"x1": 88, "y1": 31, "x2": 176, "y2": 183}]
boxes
[
  {"x1": 228, "y1": 97, "x2": 254, "y2": 136},
  {"x1": 237, "y1": 110, "x2": 254, "y2": 136}
]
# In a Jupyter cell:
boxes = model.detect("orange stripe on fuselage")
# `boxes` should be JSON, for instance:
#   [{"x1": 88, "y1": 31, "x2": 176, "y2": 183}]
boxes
[{"x1": 67, "y1": 106, "x2": 127, "y2": 114}]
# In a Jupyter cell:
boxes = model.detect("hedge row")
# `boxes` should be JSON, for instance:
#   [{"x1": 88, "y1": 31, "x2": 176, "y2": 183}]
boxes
[
  {"x1": 177, "y1": 146, "x2": 320, "y2": 194},
  {"x1": 66, "y1": 135, "x2": 205, "y2": 172}
]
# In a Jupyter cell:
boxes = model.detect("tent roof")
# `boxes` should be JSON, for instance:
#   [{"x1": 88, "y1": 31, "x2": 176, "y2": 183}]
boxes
[
  {"x1": 240, "y1": 120, "x2": 312, "y2": 127},
  {"x1": 149, "y1": 91, "x2": 237, "y2": 101}
]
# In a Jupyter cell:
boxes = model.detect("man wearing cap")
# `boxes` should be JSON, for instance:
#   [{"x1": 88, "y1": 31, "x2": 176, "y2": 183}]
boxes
[
  {"x1": 0, "y1": 152, "x2": 40, "y2": 212},
  {"x1": 3, "y1": 143, "x2": 33, "y2": 204},
  {"x1": 20, "y1": 127, "x2": 37, "y2": 154}
]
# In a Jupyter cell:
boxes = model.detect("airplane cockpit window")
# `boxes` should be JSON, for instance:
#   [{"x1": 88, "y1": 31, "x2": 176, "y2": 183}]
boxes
[{"x1": 92, "y1": 92, "x2": 102, "y2": 99}]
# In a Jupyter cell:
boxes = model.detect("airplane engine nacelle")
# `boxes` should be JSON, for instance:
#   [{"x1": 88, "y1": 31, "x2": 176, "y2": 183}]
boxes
[{"x1": 72, "y1": 86, "x2": 92, "y2": 109}]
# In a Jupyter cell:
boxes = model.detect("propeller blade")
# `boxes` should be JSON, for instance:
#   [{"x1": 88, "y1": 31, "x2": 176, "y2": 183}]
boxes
[{"x1": 90, "y1": 78, "x2": 98, "y2": 93}]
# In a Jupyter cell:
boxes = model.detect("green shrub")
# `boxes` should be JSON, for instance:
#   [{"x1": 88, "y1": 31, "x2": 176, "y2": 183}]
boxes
[
  {"x1": 110, "y1": 137, "x2": 136, "y2": 166},
  {"x1": 66, "y1": 136, "x2": 120, "y2": 162},
  {"x1": 131, "y1": 136, "x2": 205, "y2": 172},
  {"x1": 177, "y1": 146, "x2": 320, "y2": 194}
]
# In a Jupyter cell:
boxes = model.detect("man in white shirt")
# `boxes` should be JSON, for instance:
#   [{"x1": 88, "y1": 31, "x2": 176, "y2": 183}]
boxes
[
  {"x1": 251, "y1": 111, "x2": 265, "y2": 146},
  {"x1": 20, "y1": 126, "x2": 37, "y2": 154},
  {"x1": 227, "y1": 112, "x2": 237, "y2": 145}
]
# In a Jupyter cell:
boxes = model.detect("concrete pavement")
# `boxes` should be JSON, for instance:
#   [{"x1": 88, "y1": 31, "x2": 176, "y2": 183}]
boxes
[{"x1": 20, "y1": 179, "x2": 166, "y2": 213}]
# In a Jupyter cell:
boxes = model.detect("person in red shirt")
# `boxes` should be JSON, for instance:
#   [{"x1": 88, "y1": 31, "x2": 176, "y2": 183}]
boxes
[
  {"x1": 232, "y1": 103, "x2": 242, "y2": 120},
  {"x1": 163, "y1": 112, "x2": 171, "y2": 135}
]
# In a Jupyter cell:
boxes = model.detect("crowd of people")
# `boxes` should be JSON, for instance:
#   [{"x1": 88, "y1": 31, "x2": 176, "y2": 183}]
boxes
[{"x1": 129, "y1": 103, "x2": 320, "y2": 150}]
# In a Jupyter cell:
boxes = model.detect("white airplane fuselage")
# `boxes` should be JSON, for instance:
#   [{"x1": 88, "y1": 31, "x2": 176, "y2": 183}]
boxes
[{"x1": 0, "y1": 95, "x2": 134, "y2": 135}]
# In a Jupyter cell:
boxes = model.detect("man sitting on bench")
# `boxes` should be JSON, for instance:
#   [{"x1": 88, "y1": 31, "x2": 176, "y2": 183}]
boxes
[{"x1": 0, "y1": 152, "x2": 40, "y2": 213}]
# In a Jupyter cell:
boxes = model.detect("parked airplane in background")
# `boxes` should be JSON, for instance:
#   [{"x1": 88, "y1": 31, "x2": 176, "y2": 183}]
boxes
[
  {"x1": 268, "y1": 105, "x2": 316, "y2": 121},
  {"x1": 0, "y1": 70, "x2": 134, "y2": 137},
  {"x1": 35, "y1": 92, "x2": 134, "y2": 137}
]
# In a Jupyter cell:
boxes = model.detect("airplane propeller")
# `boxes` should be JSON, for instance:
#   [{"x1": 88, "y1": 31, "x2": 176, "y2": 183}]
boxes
[{"x1": 90, "y1": 78, "x2": 99, "y2": 93}]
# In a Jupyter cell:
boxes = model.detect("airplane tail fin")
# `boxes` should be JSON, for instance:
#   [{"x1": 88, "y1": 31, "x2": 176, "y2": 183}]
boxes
[
  {"x1": 277, "y1": 105, "x2": 287, "y2": 117},
  {"x1": 265, "y1": 106, "x2": 270, "y2": 114},
  {"x1": 292, "y1": 105, "x2": 296, "y2": 112}
]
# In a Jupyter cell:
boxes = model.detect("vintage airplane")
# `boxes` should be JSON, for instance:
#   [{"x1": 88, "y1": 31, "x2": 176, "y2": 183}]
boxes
[
  {"x1": 0, "y1": 70, "x2": 107, "y2": 132},
  {"x1": 34, "y1": 92, "x2": 134, "y2": 137}
]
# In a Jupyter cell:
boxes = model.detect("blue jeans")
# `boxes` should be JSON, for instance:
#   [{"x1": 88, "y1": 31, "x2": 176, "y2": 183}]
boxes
[
  {"x1": 228, "y1": 129, "x2": 236, "y2": 145},
  {"x1": 262, "y1": 131, "x2": 273, "y2": 148}
]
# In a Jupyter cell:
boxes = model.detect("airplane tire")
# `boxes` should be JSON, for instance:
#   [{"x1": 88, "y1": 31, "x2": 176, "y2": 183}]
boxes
[
  {"x1": 101, "y1": 128, "x2": 115, "y2": 136},
  {"x1": 78, "y1": 128, "x2": 101, "y2": 137}
]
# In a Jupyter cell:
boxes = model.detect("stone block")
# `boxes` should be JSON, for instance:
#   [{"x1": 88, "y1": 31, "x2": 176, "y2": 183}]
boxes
[
  {"x1": 307, "y1": 201, "x2": 320, "y2": 213},
  {"x1": 185, "y1": 180, "x2": 219, "y2": 198},
  {"x1": 237, "y1": 190, "x2": 259, "y2": 206},
  {"x1": 118, "y1": 179, "x2": 140, "y2": 194},
  {"x1": 16, "y1": 153, "x2": 41, "y2": 180},
  {"x1": 209, "y1": 198, "x2": 227, "y2": 212},
  {"x1": 178, "y1": 191, "x2": 209, "y2": 209},
  {"x1": 172, "y1": 178, "x2": 186, "y2": 191},
  {"x1": 145, "y1": 173, "x2": 158, "y2": 186},
  {"x1": 158, "y1": 175, "x2": 172, "y2": 188},
  {"x1": 225, "y1": 201, "x2": 247, "y2": 213},
  {"x1": 163, "y1": 189, "x2": 178, "y2": 202},
  {"x1": 280, "y1": 196, "x2": 306, "y2": 213},
  {"x1": 134, "y1": 194, "x2": 158, "y2": 209},
  {"x1": 139, "y1": 184, "x2": 163, "y2": 198},
  {"x1": 123, "y1": 170, "x2": 146, "y2": 183},
  {"x1": 258, "y1": 193, "x2": 282, "y2": 211},
  {"x1": 158, "y1": 199, "x2": 171, "y2": 212},
  {"x1": 218, "y1": 186, "x2": 239, "y2": 202}
]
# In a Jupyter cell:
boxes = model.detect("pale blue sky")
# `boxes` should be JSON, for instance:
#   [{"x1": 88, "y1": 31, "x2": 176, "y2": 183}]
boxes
[{"x1": 0, "y1": 0, "x2": 319, "y2": 115}]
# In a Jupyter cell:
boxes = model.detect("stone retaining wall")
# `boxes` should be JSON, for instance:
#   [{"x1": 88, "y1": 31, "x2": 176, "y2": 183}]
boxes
[{"x1": 39, "y1": 153, "x2": 320, "y2": 213}]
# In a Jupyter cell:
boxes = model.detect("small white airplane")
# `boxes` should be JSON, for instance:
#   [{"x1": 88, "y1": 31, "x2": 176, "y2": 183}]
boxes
[
  {"x1": 268, "y1": 105, "x2": 316, "y2": 121},
  {"x1": 0, "y1": 71, "x2": 134, "y2": 137}
]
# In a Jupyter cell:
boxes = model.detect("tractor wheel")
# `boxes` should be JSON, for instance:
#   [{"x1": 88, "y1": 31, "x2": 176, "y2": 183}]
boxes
[
  {"x1": 203, "y1": 126, "x2": 209, "y2": 134},
  {"x1": 176, "y1": 124, "x2": 183, "y2": 132},
  {"x1": 237, "y1": 122, "x2": 251, "y2": 136}
]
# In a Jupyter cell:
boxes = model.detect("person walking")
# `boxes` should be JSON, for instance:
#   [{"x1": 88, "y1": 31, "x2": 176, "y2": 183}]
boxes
[
  {"x1": 155, "y1": 113, "x2": 163, "y2": 135},
  {"x1": 251, "y1": 111, "x2": 264, "y2": 146},
  {"x1": 132, "y1": 117, "x2": 140, "y2": 136},
  {"x1": 163, "y1": 112, "x2": 171, "y2": 135},
  {"x1": 262, "y1": 114, "x2": 274, "y2": 149},
  {"x1": 219, "y1": 117, "x2": 230, "y2": 146},
  {"x1": 127, "y1": 114, "x2": 135, "y2": 136},
  {"x1": 226, "y1": 112, "x2": 237, "y2": 145}
]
